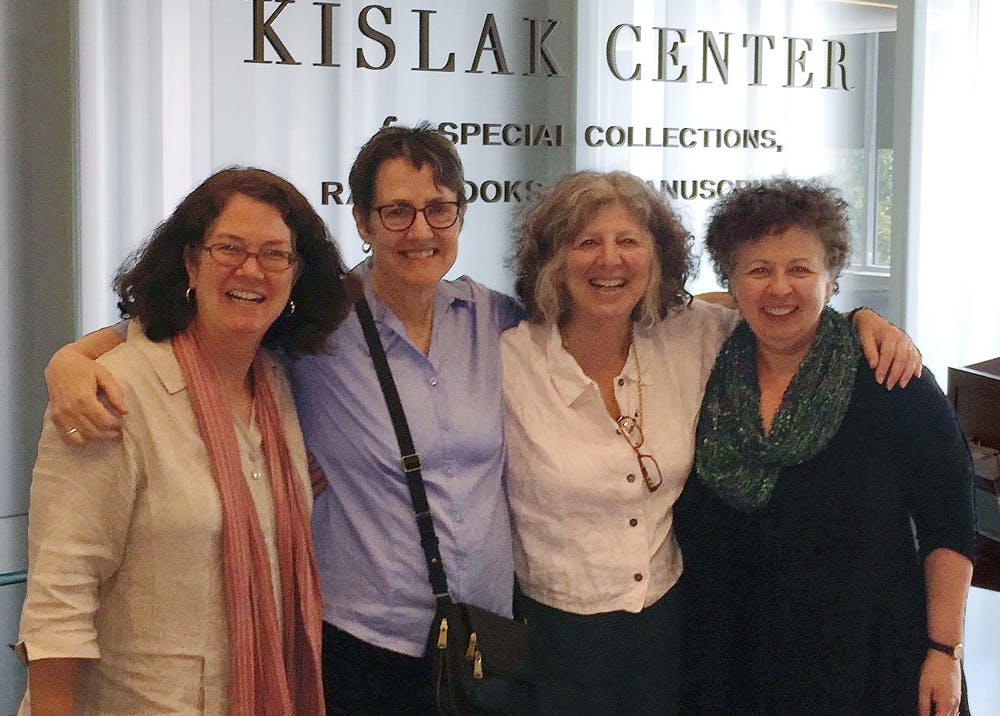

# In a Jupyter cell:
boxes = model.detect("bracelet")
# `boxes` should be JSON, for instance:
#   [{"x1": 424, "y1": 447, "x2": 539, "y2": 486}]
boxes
[{"x1": 927, "y1": 639, "x2": 964, "y2": 661}]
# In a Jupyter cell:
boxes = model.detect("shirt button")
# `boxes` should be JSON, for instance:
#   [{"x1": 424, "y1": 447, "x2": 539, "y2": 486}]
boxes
[
  {"x1": 626, "y1": 474, "x2": 636, "y2": 483},
  {"x1": 629, "y1": 518, "x2": 638, "y2": 527},
  {"x1": 617, "y1": 378, "x2": 625, "y2": 387},
  {"x1": 429, "y1": 377, "x2": 439, "y2": 386},
  {"x1": 634, "y1": 573, "x2": 643, "y2": 582}
]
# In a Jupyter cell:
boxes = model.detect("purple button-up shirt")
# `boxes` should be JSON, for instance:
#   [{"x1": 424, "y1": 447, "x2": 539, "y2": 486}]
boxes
[{"x1": 289, "y1": 260, "x2": 523, "y2": 656}]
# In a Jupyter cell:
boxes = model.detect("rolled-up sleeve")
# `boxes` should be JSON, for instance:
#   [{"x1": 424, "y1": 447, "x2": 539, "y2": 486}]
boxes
[
  {"x1": 892, "y1": 372, "x2": 977, "y2": 562},
  {"x1": 17, "y1": 406, "x2": 139, "y2": 662}
]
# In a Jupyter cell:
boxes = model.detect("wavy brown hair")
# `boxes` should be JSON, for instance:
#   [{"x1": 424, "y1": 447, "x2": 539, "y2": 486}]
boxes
[
  {"x1": 510, "y1": 170, "x2": 694, "y2": 326},
  {"x1": 114, "y1": 167, "x2": 356, "y2": 356}
]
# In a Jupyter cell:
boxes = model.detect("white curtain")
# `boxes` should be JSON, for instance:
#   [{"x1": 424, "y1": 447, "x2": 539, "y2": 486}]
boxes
[
  {"x1": 905, "y1": 0, "x2": 1000, "y2": 378},
  {"x1": 77, "y1": 1, "x2": 205, "y2": 331}
]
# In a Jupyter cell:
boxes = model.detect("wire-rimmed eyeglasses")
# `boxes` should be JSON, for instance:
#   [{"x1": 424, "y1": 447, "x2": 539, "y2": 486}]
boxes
[
  {"x1": 201, "y1": 243, "x2": 297, "y2": 273},
  {"x1": 372, "y1": 201, "x2": 462, "y2": 231},
  {"x1": 616, "y1": 415, "x2": 663, "y2": 493}
]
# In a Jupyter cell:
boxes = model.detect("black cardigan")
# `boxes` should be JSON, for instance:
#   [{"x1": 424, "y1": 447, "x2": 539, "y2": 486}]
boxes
[{"x1": 676, "y1": 362, "x2": 977, "y2": 715}]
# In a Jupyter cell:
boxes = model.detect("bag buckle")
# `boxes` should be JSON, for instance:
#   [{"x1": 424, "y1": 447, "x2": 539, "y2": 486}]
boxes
[
  {"x1": 401, "y1": 453, "x2": 422, "y2": 472},
  {"x1": 436, "y1": 617, "x2": 449, "y2": 649}
]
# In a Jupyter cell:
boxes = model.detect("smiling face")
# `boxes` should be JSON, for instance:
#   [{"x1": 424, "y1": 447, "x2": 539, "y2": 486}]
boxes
[
  {"x1": 184, "y1": 192, "x2": 296, "y2": 346},
  {"x1": 562, "y1": 202, "x2": 654, "y2": 333},
  {"x1": 728, "y1": 225, "x2": 836, "y2": 361},
  {"x1": 354, "y1": 157, "x2": 461, "y2": 301}
]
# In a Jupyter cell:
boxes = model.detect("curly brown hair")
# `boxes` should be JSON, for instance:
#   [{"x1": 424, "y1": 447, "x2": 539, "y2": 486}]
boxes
[
  {"x1": 114, "y1": 167, "x2": 356, "y2": 356},
  {"x1": 510, "y1": 170, "x2": 694, "y2": 326},
  {"x1": 704, "y1": 177, "x2": 852, "y2": 287}
]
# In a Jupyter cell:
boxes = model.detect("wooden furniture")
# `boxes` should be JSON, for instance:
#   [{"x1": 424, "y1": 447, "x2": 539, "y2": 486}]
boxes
[{"x1": 948, "y1": 358, "x2": 1000, "y2": 591}]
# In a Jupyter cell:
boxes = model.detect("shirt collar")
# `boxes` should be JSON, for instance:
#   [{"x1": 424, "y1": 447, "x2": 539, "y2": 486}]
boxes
[
  {"x1": 126, "y1": 319, "x2": 279, "y2": 397},
  {"x1": 541, "y1": 323, "x2": 593, "y2": 408},
  {"x1": 541, "y1": 321, "x2": 654, "y2": 408},
  {"x1": 126, "y1": 320, "x2": 187, "y2": 395},
  {"x1": 352, "y1": 257, "x2": 475, "y2": 325}
]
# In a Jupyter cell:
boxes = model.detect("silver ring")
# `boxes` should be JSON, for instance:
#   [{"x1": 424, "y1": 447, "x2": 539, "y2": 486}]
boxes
[{"x1": 65, "y1": 427, "x2": 79, "y2": 437}]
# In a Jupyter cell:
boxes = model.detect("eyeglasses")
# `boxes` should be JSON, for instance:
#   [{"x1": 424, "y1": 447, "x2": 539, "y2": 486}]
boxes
[
  {"x1": 201, "y1": 242, "x2": 297, "y2": 273},
  {"x1": 616, "y1": 415, "x2": 663, "y2": 493},
  {"x1": 371, "y1": 201, "x2": 462, "y2": 231}
]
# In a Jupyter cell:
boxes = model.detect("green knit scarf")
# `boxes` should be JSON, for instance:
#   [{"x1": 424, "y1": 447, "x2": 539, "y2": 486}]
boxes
[{"x1": 694, "y1": 306, "x2": 861, "y2": 511}]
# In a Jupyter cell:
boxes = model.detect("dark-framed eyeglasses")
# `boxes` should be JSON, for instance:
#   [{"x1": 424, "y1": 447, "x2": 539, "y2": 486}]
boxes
[
  {"x1": 616, "y1": 415, "x2": 663, "y2": 493},
  {"x1": 201, "y1": 243, "x2": 297, "y2": 273},
  {"x1": 371, "y1": 201, "x2": 462, "y2": 231}
]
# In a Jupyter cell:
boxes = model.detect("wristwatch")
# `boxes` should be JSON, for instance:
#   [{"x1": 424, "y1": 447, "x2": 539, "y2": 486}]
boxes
[{"x1": 927, "y1": 639, "x2": 964, "y2": 661}]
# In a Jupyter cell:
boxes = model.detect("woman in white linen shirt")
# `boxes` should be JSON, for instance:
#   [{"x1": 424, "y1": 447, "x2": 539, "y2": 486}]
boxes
[
  {"x1": 16, "y1": 168, "x2": 353, "y2": 715},
  {"x1": 500, "y1": 170, "x2": 921, "y2": 715}
]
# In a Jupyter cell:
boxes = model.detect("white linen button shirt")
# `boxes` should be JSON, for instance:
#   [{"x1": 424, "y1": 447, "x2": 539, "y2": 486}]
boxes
[{"x1": 501, "y1": 300, "x2": 738, "y2": 615}]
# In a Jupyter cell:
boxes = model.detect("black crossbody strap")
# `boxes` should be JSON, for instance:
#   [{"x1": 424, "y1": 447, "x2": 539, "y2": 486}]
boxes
[{"x1": 355, "y1": 298, "x2": 452, "y2": 605}]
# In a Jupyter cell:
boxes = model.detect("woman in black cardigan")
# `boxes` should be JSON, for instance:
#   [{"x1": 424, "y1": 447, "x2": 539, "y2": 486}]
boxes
[{"x1": 676, "y1": 178, "x2": 976, "y2": 716}]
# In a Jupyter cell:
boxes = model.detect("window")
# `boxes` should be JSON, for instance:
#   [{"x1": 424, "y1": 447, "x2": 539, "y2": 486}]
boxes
[{"x1": 837, "y1": 31, "x2": 895, "y2": 275}]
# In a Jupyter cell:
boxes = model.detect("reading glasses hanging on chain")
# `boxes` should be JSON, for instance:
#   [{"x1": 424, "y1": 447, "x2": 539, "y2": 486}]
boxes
[{"x1": 616, "y1": 414, "x2": 663, "y2": 493}]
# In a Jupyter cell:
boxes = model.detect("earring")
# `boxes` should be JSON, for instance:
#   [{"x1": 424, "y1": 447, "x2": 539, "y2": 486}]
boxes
[
  {"x1": 362, "y1": 242, "x2": 372, "y2": 254},
  {"x1": 285, "y1": 299, "x2": 296, "y2": 317},
  {"x1": 185, "y1": 287, "x2": 195, "y2": 305}
]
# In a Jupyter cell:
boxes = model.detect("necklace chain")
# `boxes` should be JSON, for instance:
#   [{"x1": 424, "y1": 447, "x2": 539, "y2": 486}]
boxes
[
  {"x1": 616, "y1": 338, "x2": 661, "y2": 493},
  {"x1": 632, "y1": 339, "x2": 643, "y2": 428},
  {"x1": 616, "y1": 339, "x2": 644, "y2": 434}
]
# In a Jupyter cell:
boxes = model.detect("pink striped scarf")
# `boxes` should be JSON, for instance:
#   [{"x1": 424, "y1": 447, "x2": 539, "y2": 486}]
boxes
[{"x1": 172, "y1": 328, "x2": 324, "y2": 715}]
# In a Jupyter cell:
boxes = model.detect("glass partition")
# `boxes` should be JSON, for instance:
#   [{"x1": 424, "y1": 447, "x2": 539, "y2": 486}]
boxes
[{"x1": 76, "y1": 0, "x2": 898, "y2": 326}]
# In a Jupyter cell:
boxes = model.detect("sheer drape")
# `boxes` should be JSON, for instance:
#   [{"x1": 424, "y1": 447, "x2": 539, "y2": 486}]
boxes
[
  {"x1": 77, "y1": 1, "x2": 205, "y2": 330},
  {"x1": 906, "y1": 0, "x2": 1000, "y2": 376}
]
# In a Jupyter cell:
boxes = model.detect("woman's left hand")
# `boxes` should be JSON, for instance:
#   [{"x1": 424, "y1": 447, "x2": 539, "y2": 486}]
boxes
[
  {"x1": 918, "y1": 651, "x2": 962, "y2": 716},
  {"x1": 852, "y1": 308, "x2": 922, "y2": 389}
]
